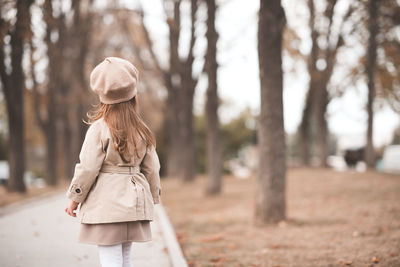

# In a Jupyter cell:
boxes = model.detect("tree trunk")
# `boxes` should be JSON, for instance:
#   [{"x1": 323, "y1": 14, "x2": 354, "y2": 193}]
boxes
[
  {"x1": 32, "y1": 0, "x2": 62, "y2": 185},
  {"x1": 0, "y1": 0, "x2": 33, "y2": 192},
  {"x1": 74, "y1": 12, "x2": 92, "y2": 155},
  {"x1": 255, "y1": 0, "x2": 286, "y2": 224},
  {"x1": 204, "y1": 0, "x2": 222, "y2": 194},
  {"x1": 314, "y1": 80, "x2": 329, "y2": 167},
  {"x1": 164, "y1": 85, "x2": 182, "y2": 178},
  {"x1": 301, "y1": 0, "x2": 342, "y2": 168},
  {"x1": 44, "y1": 122, "x2": 57, "y2": 186},
  {"x1": 140, "y1": 0, "x2": 200, "y2": 180},
  {"x1": 180, "y1": 74, "x2": 196, "y2": 182},
  {"x1": 180, "y1": 0, "x2": 198, "y2": 182},
  {"x1": 41, "y1": 85, "x2": 58, "y2": 185},
  {"x1": 6, "y1": 55, "x2": 26, "y2": 192},
  {"x1": 365, "y1": 0, "x2": 378, "y2": 168},
  {"x1": 57, "y1": 0, "x2": 93, "y2": 180},
  {"x1": 164, "y1": 0, "x2": 185, "y2": 179},
  {"x1": 62, "y1": 111, "x2": 75, "y2": 178},
  {"x1": 298, "y1": 87, "x2": 313, "y2": 166},
  {"x1": 6, "y1": 101, "x2": 26, "y2": 192}
]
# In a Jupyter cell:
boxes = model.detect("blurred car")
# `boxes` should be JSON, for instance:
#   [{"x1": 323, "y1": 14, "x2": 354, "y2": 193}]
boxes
[
  {"x1": 0, "y1": 160, "x2": 9, "y2": 185},
  {"x1": 382, "y1": 145, "x2": 400, "y2": 174},
  {"x1": 344, "y1": 148, "x2": 364, "y2": 168},
  {"x1": 327, "y1": 155, "x2": 347, "y2": 171}
]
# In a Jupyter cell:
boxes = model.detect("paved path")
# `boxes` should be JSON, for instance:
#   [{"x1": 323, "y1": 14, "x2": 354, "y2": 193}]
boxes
[{"x1": 0, "y1": 192, "x2": 172, "y2": 267}]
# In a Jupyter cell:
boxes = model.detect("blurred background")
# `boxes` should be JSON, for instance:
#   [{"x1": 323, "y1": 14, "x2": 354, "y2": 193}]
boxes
[
  {"x1": 1, "y1": 0, "x2": 400, "y2": 266},
  {"x1": 0, "y1": 0, "x2": 399, "y2": 192}
]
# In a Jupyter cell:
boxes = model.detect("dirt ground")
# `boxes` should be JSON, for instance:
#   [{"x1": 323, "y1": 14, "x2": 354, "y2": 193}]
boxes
[{"x1": 160, "y1": 168, "x2": 400, "y2": 267}]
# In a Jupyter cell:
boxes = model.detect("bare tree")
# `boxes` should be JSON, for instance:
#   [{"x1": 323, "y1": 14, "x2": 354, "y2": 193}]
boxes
[
  {"x1": 255, "y1": 0, "x2": 286, "y2": 224},
  {"x1": 298, "y1": 0, "x2": 349, "y2": 167},
  {"x1": 204, "y1": 0, "x2": 222, "y2": 195},
  {"x1": 29, "y1": 0, "x2": 62, "y2": 186},
  {"x1": 62, "y1": 0, "x2": 94, "y2": 178},
  {"x1": 29, "y1": 0, "x2": 94, "y2": 183},
  {"x1": 140, "y1": 0, "x2": 202, "y2": 181},
  {"x1": 0, "y1": 0, "x2": 33, "y2": 192}
]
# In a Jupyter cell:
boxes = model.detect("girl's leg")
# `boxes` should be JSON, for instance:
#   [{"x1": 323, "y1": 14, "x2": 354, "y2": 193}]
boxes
[
  {"x1": 98, "y1": 243, "x2": 123, "y2": 267},
  {"x1": 122, "y1": 242, "x2": 133, "y2": 267}
]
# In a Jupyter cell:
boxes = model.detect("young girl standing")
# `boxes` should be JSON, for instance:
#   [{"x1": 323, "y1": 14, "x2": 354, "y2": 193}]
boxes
[{"x1": 64, "y1": 57, "x2": 162, "y2": 267}]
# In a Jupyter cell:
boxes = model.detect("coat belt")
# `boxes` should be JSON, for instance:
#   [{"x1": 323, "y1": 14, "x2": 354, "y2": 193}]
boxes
[{"x1": 99, "y1": 165, "x2": 140, "y2": 174}]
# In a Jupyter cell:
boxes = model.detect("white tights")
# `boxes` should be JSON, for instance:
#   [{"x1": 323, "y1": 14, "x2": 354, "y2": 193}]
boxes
[{"x1": 98, "y1": 242, "x2": 133, "y2": 267}]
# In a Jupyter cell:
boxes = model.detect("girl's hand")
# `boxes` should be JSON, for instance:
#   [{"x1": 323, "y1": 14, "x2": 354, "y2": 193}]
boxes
[{"x1": 65, "y1": 200, "x2": 80, "y2": 217}]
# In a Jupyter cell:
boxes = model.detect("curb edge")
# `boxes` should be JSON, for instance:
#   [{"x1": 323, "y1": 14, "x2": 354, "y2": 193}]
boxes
[{"x1": 155, "y1": 202, "x2": 189, "y2": 267}]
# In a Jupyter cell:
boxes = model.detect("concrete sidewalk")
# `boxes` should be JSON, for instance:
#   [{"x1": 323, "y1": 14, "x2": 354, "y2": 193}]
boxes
[{"x1": 0, "y1": 192, "x2": 173, "y2": 267}]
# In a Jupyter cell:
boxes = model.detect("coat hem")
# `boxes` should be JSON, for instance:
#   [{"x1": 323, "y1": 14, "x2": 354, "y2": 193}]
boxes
[
  {"x1": 78, "y1": 238, "x2": 152, "y2": 246},
  {"x1": 80, "y1": 214, "x2": 154, "y2": 224}
]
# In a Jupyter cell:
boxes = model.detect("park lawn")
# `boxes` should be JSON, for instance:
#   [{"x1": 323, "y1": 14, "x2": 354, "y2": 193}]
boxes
[{"x1": 160, "y1": 168, "x2": 400, "y2": 267}]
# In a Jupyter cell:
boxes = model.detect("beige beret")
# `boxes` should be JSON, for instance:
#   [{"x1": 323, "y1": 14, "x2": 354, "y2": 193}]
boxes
[{"x1": 90, "y1": 57, "x2": 139, "y2": 104}]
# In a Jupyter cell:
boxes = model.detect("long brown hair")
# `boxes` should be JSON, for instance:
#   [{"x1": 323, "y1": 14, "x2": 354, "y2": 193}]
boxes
[{"x1": 87, "y1": 96, "x2": 156, "y2": 163}]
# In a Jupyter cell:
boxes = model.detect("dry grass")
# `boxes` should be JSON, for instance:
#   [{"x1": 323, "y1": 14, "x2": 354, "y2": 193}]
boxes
[{"x1": 160, "y1": 168, "x2": 400, "y2": 267}]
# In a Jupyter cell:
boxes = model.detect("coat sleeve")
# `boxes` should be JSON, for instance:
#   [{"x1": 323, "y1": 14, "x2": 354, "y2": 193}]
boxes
[
  {"x1": 66, "y1": 122, "x2": 106, "y2": 203},
  {"x1": 140, "y1": 145, "x2": 162, "y2": 204}
]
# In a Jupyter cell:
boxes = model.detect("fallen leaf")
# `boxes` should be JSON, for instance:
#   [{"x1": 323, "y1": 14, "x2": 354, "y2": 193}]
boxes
[
  {"x1": 372, "y1": 256, "x2": 380, "y2": 263},
  {"x1": 200, "y1": 233, "x2": 224, "y2": 242},
  {"x1": 210, "y1": 253, "x2": 227, "y2": 263},
  {"x1": 339, "y1": 259, "x2": 352, "y2": 265},
  {"x1": 270, "y1": 244, "x2": 281, "y2": 249}
]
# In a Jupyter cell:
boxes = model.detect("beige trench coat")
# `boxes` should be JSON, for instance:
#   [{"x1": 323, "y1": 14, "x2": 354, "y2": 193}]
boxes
[{"x1": 65, "y1": 118, "x2": 162, "y2": 224}]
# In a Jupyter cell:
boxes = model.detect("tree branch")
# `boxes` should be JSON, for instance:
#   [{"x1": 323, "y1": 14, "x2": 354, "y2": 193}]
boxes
[{"x1": 186, "y1": 0, "x2": 198, "y2": 67}]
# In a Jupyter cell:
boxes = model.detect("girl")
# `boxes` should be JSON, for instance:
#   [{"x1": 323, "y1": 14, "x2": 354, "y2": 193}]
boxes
[{"x1": 64, "y1": 57, "x2": 162, "y2": 267}]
